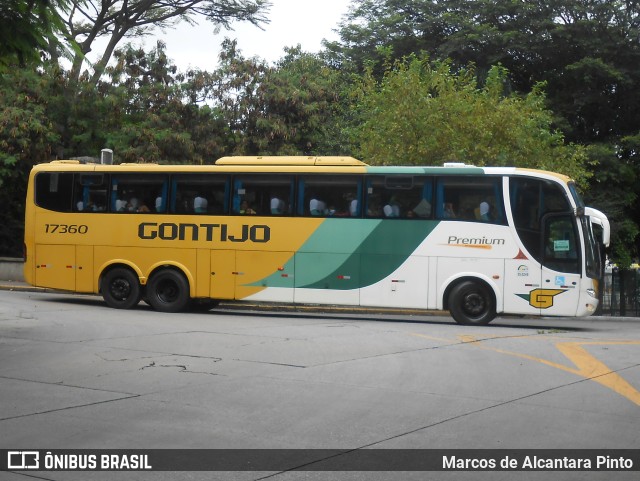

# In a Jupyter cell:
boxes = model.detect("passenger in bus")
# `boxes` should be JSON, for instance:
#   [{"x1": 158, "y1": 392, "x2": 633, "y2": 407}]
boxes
[
  {"x1": 476, "y1": 201, "x2": 491, "y2": 221},
  {"x1": 155, "y1": 196, "x2": 164, "y2": 212},
  {"x1": 349, "y1": 199, "x2": 359, "y2": 216},
  {"x1": 270, "y1": 196, "x2": 285, "y2": 214},
  {"x1": 383, "y1": 196, "x2": 400, "y2": 217},
  {"x1": 443, "y1": 202, "x2": 456, "y2": 218},
  {"x1": 413, "y1": 198, "x2": 431, "y2": 218},
  {"x1": 129, "y1": 198, "x2": 150, "y2": 213},
  {"x1": 128, "y1": 197, "x2": 140, "y2": 212},
  {"x1": 194, "y1": 196, "x2": 208, "y2": 213},
  {"x1": 239, "y1": 200, "x2": 256, "y2": 215},
  {"x1": 115, "y1": 199, "x2": 127, "y2": 212},
  {"x1": 310, "y1": 198, "x2": 327, "y2": 215}
]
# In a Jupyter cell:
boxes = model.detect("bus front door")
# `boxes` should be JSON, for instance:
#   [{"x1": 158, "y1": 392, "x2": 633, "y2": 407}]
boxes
[{"x1": 538, "y1": 213, "x2": 582, "y2": 317}]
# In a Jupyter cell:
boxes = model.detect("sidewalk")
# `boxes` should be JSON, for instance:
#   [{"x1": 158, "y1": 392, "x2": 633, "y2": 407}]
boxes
[{"x1": 0, "y1": 279, "x2": 49, "y2": 292}]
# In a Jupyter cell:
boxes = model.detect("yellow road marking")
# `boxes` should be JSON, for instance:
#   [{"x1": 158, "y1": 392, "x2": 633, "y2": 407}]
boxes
[{"x1": 412, "y1": 333, "x2": 640, "y2": 406}]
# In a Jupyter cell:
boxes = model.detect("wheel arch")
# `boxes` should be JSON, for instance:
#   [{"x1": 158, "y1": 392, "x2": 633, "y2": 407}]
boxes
[
  {"x1": 147, "y1": 262, "x2": 195, "y2": 297},
  {"x1": 441, "y1": 273, "x2": 503, "y2": 313},
  {"x1": 98, "y1": 261, "x2": 144, "y2": 293}
]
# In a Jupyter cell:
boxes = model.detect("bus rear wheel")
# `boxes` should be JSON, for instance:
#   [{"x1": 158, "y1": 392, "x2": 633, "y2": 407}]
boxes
[
  {"x1": 102, "y1": 267, "x2": 141, "y2": 309},
  {"x1": 448, "y1": 280, "x2": 496, "y2": 325},
  {"x1": 146, "y1": 269, "x2": 190, "y2": 313}
]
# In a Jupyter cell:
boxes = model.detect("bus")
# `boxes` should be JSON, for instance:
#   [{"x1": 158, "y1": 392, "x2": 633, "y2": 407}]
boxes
[{"x1": 23, "y1": 156, "x2": 610, "y2": 325}]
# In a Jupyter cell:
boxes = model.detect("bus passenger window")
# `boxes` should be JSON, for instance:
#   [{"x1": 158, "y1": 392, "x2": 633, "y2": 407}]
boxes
[
  {"x1": 233, "y1": 175, "x2": 293, "y2": 216},
  {"x1": 366, "y1": 176, "x2": 432, "y2": 219},
  {"x1": 300, "y1": 176, "x2": 361, "y2": 217},
  {"x1": 111, "y1": 175, "x2": 167, "y2": 214},
  {"x1": 74, "y1": 174, "x2": 107, "y2": 212},
  {"x1": 436, "y1": 177, "x2": 504, "y2": 224},
  {"x1": 35, "y1": 172, "x2": 74, "y2": 212},
  {"x1": 173, "y1": 174, "x2": 229, "y2": 215}
]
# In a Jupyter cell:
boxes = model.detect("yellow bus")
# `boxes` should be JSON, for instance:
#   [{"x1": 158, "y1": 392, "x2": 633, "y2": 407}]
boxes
[{"x1": 23, "y1": 156, "x2": 610, "y2": 324}]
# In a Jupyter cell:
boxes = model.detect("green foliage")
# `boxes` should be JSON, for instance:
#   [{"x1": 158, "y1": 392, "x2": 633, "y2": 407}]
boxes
[
  {"x1": 102, "y1": 42, "x2": 231, "y2": 164},
  {"x1": 0, "y1": 69, "x2": 59, "y2": 255},
  {"x1": 349, "y1": 56, "x2": 591, "y2": 185},
  {"x1": 60, "y1": 0, "x2": 271, "y2": 89},
  {"x1": 252, "y1": 46, "x2": 349, "y2": 155},
  {"x1": 210, "y1": 40, "x2": 350, "y2": 155},
  {"x1": 0, "y1": 0, "x2": 69, "y2": 69}
]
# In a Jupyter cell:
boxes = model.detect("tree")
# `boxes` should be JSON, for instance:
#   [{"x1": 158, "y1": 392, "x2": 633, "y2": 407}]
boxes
[
  {"x1": 57, "y1": 0, "x2": 271, "y2": 88},
  {"x1": 326, "y1": 0, "x2": 640, "y2": 266},
  {"x1": 349, "y1": 56, "x2": 591, "y2": 184},
  {"x1": 206, "y1": 40, "x2": 350, "y2": 155},
  {"x1": 104, "y1": 42, "x2": 232, "y2": 163},
  {"x1": 582, "y1": 142, "x2": 639, "y2": 267},
  {"x1": 248, "y1": 46, "x2": 349, "y2": 155},
  {"x1": 0, "y1": 0, "x2": 70, "y2": 69},
  {"x1": 0, "y1": 69, "x2": 60, "y2": 256},
  {"x1": 327, "y1": 0, "x2": 640, "y2": 142}
]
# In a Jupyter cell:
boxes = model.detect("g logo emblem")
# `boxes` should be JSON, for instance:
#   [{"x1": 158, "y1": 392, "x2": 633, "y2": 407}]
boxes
[{"x1": 526, "y1": 289, "x2": 566, "y2": 309}]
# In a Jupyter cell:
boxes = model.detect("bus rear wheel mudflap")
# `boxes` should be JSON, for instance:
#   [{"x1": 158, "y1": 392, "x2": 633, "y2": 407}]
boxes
[
  {"x1": 146, "y1": 268, "x2": 191, "y2": 313},
  {"x1": 101, "y1": 267, "x2": 141, "y2": 309},
  {"x1": 448, "y1": 279, "x2": 497, "y2": 325}
]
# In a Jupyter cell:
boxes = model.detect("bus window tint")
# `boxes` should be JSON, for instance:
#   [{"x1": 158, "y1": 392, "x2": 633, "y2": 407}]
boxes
[
  {"x1": 35, "y1": 172, "x2": 74, "y2": 212},
  {"x1": 510, "y1": 177, "x2": 574, "y2": 263},
  {"x1": 299, "y1": 176, "x2": 361, "y2": 217},
  {"x1": 111, "y1": 175, "x2": 168, "y2": 213},
  {"x1": 543, "y1": 214, "x2": 580, "y2": 274},
  {"x1": 74, "y1": 174, "x2": 107, "y2": 212},
  {"x1": 436, "y1": 177, "x2": 505, "y2": 224},
  {"x1": 173, "y1": 175, "x2": 229, "y2": 214},
  {"x1": 365, "y1": 176, "x2": 432, "y2": 219},
  {"x1": 232, "y1": 175, "x2": 294, "y2": 215}
]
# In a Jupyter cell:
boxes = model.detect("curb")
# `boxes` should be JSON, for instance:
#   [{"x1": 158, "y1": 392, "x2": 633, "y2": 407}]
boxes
[{"x1": 0, "y1": 282, "x2": 49, "y2": 293}]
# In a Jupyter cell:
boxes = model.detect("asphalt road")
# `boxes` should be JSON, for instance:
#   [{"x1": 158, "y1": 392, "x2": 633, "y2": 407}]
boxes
[{"x1": 0, "y1": 289, "x2": 639, "y2": 481}]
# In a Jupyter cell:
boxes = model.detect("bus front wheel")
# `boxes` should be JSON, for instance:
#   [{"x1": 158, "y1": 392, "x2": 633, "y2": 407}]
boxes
[
  {"x1": 448, "y1": 280, "x2": 496, "y2": 325},
  {"x1": 146, "y1": 269, "x2": 190, "y2": 313},
  {"x1": 102, "y1": 267, "x2": 141, "y2": 309}
]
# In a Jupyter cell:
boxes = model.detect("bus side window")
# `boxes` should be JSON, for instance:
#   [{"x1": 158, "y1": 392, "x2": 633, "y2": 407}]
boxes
[
  {"x1": 367, "y1": 176, "x2": 432, "y2": 219},
  {"x1": 300, "y1": 176, "x2": 361, "y2": 217},
  {"x1": 436, "y1": 177, "x2": 504, "y2": 224},
  {"x1": 543, "y1": 214, "x2": 580, "y2": 274},
  {"x1": 35, "y1": 172, "x2": 74, "y2": 212},
  {"x1": 111, "y1": 175, "x2": 168, "y2": 213},
  {"x1": 74, "y1": 174, "x2": 107, "y2": 212},
  {"x1": 172, "y1": 174, "x2": 229, "y2": 215},
  {"x1": 233, "y1": 175, "x2": 294, "y2": 216}
]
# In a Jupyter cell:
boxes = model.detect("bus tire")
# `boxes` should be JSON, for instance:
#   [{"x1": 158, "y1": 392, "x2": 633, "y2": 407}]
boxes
[
  {"x1": 102, "y1": 267, "x2": 141, "y2": 309},
  {"x1": 146, "y1": 269, "x2": 190, "y2": 313},
  {"x1": 448, "y1": 280, "x2": 496, "y2": 325}
]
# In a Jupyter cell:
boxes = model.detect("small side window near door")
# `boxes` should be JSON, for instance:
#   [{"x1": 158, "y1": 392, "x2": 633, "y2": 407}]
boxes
[{"x1": 542, "y1": 213, "x2": 581, "y2": 274}]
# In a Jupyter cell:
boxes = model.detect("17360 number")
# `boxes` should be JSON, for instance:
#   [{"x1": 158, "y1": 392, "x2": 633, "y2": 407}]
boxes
[{"x1": 44, "y1": 224, "x2": 89, "y2": 234}]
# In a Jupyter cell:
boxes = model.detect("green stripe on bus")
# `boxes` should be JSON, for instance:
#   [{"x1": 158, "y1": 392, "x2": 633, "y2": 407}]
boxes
[
  {"x1": 247, "y1": 219, "x2": 439, "y2": 290},
  {"x1": 299, "y1": 219, "x2": 439, "y2": 289}
]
